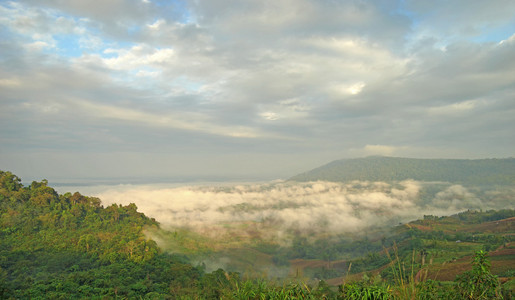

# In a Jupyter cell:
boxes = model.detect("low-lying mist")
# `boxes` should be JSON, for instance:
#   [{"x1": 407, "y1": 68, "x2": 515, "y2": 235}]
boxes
[{"x1": 94, "y1": 180, "x2": 514, "y2": 247}]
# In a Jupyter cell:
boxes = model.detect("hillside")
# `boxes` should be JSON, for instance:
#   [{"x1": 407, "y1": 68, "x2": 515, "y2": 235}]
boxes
[
  {"x1": 0, "y1": 171, "x2": 224, "y2": 298},
  {"x1": 289, "y1": 209, "x2": 515, "y2": 294},
  {"x1": 289, "y1": 156, "x2": 515, "y2": 185}
]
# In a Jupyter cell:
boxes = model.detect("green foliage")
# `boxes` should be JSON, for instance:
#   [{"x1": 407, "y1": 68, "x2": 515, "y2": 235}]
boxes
[
  {"x1": 228, "y1": 278, "x2": 338, "y2": 299},
  {"x1": 454, "y1": 250, "x2": 502, "y2": 299},
  {"x1": 339, "y1": 282, "x2": 392, "y2": 300},
  {"x1": 0, "y1": 171, "x2": 203, "y2": 299},
  {"x1": 272, "y1": 234, "x2": 387, "y2": 264},
  {"x1": 415, "y1": 279, "x2": 453, "y2": 300}
]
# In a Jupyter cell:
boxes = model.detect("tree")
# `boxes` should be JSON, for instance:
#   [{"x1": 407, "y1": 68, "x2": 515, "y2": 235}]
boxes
[{"x1": 0, "y1": 171, "x2": 23, "y2": 192}]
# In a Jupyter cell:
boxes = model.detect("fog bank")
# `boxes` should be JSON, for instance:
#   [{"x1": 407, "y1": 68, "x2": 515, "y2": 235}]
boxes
[{"x1": 93, "y1": 180, "x2": 514, "y2": 243}]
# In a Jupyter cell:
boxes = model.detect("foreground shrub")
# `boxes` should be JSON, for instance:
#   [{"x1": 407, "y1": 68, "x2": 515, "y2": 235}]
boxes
[{"x1": 454, "y1": 250, "x2": 502, "y2": 299}]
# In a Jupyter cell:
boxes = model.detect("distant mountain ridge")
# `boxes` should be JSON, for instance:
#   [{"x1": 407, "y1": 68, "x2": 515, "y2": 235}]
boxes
[{"x1": 289, "y1": 156, "x2": 515, "y2": 185}]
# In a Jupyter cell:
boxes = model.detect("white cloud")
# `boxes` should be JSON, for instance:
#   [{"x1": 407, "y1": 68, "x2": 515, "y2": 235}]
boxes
[
  {"x1": 257, "y1": 98, "x2": 311, "y2": 122},
  {"x1": 135, "y1": 70, "x2": 159, "y2": 78},
  {"x1": 499, "y1": 33, "x2": 515, "y2": 45},
  {"x1": 347, "y1": 82, "x2": 366, "y2": 95},
  {"x1": 69, "y1": 98, "x2": 277, "y2": 139},
  {"x1": 260, "y1": 112, "x2": 279, "y2": 121},
  {"x1": 1, "y1": 2, "x2": 84, "y2": 44},
  {"x1": 428, "y1": 100, "x2": 482, "y2": 116},
  {"x1": 100, "y1": 45, "x2": 175, "y2": 70},
  {"x1": 333, "y1": 82, "x2": 366, "y2": 95},
  {"x1": 92, "y1": 180, "x2": 514, "y2": 244},
  {"x1": 147, "y1": 18, "x2": 165, "y2": 30},
  {"x1": 0, "y1": 77, "x2": 22, "y2": 87},
  {"x1": 1, "y1": 0, "x2": 514, "y2": 181},
  {"x1": 26, "y1": 40, "x2": 54, "y2": 50}
]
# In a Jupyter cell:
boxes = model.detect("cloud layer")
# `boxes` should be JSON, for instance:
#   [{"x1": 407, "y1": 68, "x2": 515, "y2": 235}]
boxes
[
  {"x1": 1, "y1": 0, "x2": 515, "y2": 180},
  {"x1": 93, "y1": 181, "x2": 514, "y2": 244}
]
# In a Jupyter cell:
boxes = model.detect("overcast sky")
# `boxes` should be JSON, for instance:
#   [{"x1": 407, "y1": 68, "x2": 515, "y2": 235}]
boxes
[{"x1": 1, "y1": 0, "x2": 514, "y2": 182}]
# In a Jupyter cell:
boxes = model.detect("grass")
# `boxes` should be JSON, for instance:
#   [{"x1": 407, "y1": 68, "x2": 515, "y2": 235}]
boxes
[{"x1": 385, "y1": 245, "x2": 419, "y2": 299}]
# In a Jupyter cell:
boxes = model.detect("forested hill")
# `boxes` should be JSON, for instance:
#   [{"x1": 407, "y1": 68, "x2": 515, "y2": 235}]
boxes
[
  {"x1": 289, "y1": 156, "x2": 515, "y2": 185},
  {"x1": 0, "y1": 171, "x2": 226, "y2": 298}
]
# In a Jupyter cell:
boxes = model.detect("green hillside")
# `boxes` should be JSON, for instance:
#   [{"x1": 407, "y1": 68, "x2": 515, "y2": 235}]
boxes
[
  {"x1": 276, "y1": 209, "x2": 515, "y2": 298},
  {"x1": 290, "y1": 156, "x2": 515, "y2": 185},
  {"x1": 0, "y1": 171, "x2": 225, "y2": 299}
]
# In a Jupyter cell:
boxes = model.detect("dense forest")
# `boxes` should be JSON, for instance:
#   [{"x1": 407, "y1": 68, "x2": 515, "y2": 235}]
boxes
[
  {"x1": 1, "y1": 170, "x2": 513, "y2": 299},
  {"x1": 290, "y1": 156, "x2": 515, "y2": 185},
  {"x1": 0, "y1": 170, "x2": 212, "y2": 298}
]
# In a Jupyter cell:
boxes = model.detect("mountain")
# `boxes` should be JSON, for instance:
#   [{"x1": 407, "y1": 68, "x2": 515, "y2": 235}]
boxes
[{"x1": 289, "y1": 156, "x2": 515, "y2": 185}]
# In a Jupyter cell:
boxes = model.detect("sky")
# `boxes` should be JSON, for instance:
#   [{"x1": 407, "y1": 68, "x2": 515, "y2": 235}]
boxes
[{"x1": 1, "y1": 0, "x2": 515, "y2": 182}]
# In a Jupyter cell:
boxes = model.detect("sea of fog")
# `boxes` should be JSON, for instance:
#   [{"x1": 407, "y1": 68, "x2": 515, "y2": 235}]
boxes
[{"x1": 52, "y1": 179, "x2": 515, "y2": 240}]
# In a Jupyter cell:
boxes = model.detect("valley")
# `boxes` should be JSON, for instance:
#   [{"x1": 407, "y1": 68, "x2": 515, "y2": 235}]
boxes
[{"x1": 1, "y1": 157, "x2": 514, "y2": 298}]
